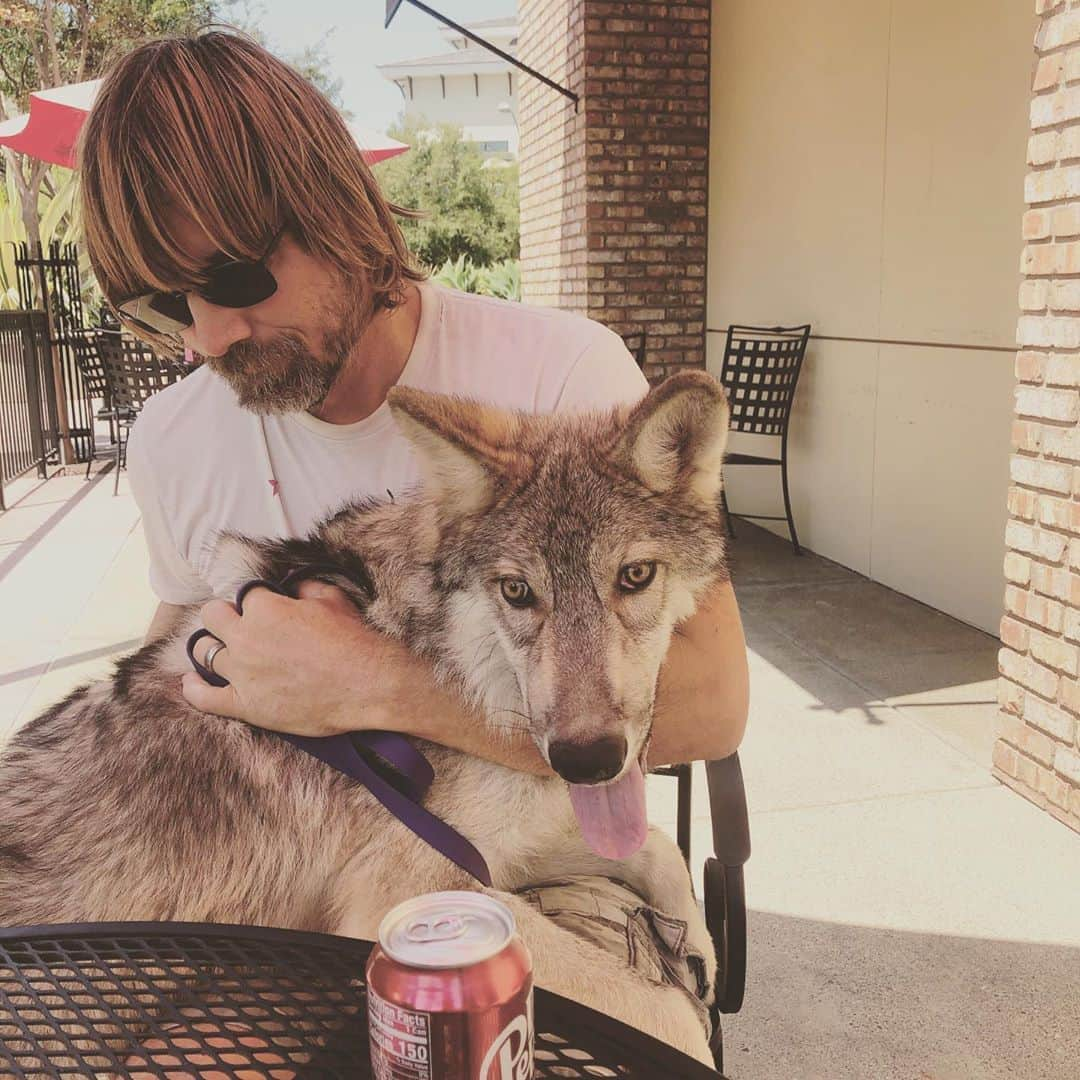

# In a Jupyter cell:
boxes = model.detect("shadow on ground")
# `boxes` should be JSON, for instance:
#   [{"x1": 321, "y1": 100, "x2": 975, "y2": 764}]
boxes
[
  {"x1": 729, "y1": 520, "x2": 1000, "y2": 768},
  {"x1": 721, "y1": 910, "x2": 1080, "y2": 1080}
]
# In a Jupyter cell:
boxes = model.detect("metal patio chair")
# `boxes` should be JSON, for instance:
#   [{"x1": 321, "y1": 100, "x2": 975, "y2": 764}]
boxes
[
  {"x1": 94, "y1": 329, "x2": 186, "y2": 495},
  {"x1": 655, "y1": 752, "x2": 750, "y2": 1073},
  {"x1": 71, "y1": 329, "x2": 133, "y2": 479},
  {"x1": 718, "y1": 324, "x2": 811, "y2": 554}
]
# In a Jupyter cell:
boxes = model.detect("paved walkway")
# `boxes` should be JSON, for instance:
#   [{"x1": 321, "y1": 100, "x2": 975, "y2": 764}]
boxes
[
  {"x1": 0, "y1": 464, "x2": 154, "y2": 741},
  {"x1": 1, "y1": 474, "x2": 1077, "y2": 1078},
  {"x1": 702, "y1": 523, "x2": 1079, "y2": 1080}
]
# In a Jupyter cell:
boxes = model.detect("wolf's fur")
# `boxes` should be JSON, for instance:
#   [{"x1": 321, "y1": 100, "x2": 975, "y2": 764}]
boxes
[{"x1": 0, "y1": 371, "x2": 731, "y2": 1065}]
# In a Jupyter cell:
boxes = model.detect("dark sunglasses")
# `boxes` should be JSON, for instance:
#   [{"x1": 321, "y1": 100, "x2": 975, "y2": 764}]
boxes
[{"x1": 117, "y1": 226, "x2": 285, "y2": 338}]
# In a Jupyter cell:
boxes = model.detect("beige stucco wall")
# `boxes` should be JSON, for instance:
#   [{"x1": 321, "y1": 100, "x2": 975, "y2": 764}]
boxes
[{"x1": 708, "y1": 0, "x2": 1033, "y2": 633}]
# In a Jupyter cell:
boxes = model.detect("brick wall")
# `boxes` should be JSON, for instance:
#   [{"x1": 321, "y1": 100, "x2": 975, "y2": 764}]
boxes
[
  {"x1": 995, "y1": 0, "x2": 1080, "y2": 833},
  {"x1": 518, "y1": 0, "x2": 710, "y2": 380},
  {"x1": 518, "y1": 0, "x2": 588, "y2": 315}
]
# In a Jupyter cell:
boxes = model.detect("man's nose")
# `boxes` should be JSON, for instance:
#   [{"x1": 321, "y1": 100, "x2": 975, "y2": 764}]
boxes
[
  {"x1": 183, "y1": 294, "x2": 252, "y2": 358},
  {"x1": 548, "y1": 736, "x2": 628, "y2": 784}
]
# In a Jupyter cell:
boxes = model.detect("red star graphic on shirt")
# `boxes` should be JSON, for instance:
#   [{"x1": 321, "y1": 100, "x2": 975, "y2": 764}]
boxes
[{"x1": 269, "y1": 478, "x2": 280, "y2": 497}]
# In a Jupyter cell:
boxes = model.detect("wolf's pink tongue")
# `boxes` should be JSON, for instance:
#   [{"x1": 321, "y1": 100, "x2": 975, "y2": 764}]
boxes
[{"x1": 568, "y1": 760, "x2": 648, "y2": 860}]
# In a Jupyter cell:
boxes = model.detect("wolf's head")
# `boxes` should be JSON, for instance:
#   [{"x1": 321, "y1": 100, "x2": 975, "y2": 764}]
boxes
[{"x1": 387, "y1": 370, "x2": 730, "y2": 859}]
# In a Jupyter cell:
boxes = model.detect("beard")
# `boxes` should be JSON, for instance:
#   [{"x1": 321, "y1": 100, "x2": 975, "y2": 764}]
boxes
[{"x1": 205, "y1": 298, "x2": 367, "y2": 414}]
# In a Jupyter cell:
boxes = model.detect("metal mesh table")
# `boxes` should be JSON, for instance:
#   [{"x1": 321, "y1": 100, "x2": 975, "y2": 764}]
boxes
[{"x1": 0, "y1": 923, "x2": 719, "y2": 1078}]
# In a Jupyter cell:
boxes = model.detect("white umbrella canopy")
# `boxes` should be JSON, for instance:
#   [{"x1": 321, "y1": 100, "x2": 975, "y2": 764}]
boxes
[{"x1": 0, "y1": 79, "x2": 409, "y2": 168}]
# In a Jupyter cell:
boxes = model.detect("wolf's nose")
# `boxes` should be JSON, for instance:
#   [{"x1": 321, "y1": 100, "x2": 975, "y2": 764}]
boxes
[{"x1": 549, "y1": 736, "x2": 628, "y2": 784}]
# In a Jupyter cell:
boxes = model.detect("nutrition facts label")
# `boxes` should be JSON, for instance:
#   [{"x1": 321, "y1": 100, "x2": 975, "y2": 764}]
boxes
[{"x1": 368, "y1": 990, "x2": 434, "y2": 1080}]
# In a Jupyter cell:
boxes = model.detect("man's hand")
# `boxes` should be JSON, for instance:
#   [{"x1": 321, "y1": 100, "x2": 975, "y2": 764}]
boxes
[{"x1": 182, "y1": 581, "x2": 407, "y2": 736}]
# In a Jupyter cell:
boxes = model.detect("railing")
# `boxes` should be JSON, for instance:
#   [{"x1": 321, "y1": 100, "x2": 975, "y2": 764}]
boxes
[
  {"x1": 15, "y1": 242, "x2": 93, "y2": 465},
  {"x1": 0, "y1": 310, "x2": 55, "y2": 510}
]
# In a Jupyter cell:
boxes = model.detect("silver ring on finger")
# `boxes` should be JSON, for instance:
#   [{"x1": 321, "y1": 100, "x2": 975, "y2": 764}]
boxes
[{"x1": 203, "y1": 639, "x2": 227, "y2": 675}]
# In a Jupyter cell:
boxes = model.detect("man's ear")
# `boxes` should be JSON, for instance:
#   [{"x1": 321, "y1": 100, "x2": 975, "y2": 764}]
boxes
[
  {"x1": 616, "y1": 370, "x2": 730, "y2": 509},
  {"x1": 387, "y1": 387, "x2": 521, "y2": 515}
]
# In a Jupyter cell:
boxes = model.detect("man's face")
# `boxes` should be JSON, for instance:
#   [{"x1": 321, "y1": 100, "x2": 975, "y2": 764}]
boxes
[{"x1": 170, "y1": 216, "x2": 366, "y2": 413}]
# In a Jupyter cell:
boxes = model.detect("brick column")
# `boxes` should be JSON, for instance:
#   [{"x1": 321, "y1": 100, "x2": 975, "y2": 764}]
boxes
[
  {"x1": 518, "y1": 0, "x2": 710, "y2": 380},
  {"x1": 996, "y1": 0, "x2": 1080, "y2": 833}
]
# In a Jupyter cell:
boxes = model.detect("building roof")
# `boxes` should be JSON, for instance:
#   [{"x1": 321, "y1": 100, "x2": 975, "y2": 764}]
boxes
[
  {"x1": 439, "y1": 14, "x2": 517, "y2": 46},
  {"x1": 458, "y1": 16, "x2": 516, "y2": 31},
  {"x1": 378, "y1": 45, "x2": 512, "y2": 80}
]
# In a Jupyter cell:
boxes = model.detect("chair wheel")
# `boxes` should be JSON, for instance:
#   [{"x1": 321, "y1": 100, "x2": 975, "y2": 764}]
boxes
[{"x1": 704, "y1": 857, "x2": 746, "y2": 1014}]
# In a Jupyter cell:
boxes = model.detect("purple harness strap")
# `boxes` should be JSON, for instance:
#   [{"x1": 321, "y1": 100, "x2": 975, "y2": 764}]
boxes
[{"x1": 184, "y1": 569, "x2": 492, "y2": 887}]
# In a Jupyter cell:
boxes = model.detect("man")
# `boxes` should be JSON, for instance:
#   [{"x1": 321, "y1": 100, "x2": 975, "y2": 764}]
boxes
[{"x1": 79, "y1": 28, "x2": 748, "y2": 1041}]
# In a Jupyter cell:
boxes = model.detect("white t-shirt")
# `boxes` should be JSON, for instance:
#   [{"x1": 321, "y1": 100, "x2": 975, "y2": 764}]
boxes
[{"x1": 128, "y1": 281, "x2": 649, "y2": 604}]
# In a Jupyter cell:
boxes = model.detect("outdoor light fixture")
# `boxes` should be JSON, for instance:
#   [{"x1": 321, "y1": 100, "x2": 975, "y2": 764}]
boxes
[{"x1": 385, "y1": 0, "x2": 579, "y2": 109}]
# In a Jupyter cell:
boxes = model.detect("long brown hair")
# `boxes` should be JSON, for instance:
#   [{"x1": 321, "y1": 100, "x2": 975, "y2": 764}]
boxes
[{"x1": 79, "y1": 29, "x2": 423, "y2": 333}]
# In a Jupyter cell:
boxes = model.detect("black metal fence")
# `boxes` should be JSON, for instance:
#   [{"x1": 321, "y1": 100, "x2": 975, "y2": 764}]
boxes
[
  {"x1": 0, "y1": 310, "x2": 54, "y2": 510},
  {"x1": 15, "y1": 241, "x2": 93, "y2": 466}
]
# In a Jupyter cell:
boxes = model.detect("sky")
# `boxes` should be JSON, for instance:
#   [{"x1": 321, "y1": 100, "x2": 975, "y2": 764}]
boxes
[{"x1": 252, "y1": 0, "x2": 516, "y2": 134}]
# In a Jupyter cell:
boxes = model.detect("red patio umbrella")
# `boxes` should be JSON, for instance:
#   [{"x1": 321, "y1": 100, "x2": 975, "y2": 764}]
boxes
[{"x1": 0, "y1": 79, "x2": 410, "y2": 168}]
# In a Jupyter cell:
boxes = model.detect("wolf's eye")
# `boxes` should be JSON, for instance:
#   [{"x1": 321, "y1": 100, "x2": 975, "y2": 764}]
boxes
[
  {"x1": 618, "y1": 561, "x2": 657, "y2": 592},
  {"x1": 500, "y1": 577, "x2": 534, "y2": 608}
]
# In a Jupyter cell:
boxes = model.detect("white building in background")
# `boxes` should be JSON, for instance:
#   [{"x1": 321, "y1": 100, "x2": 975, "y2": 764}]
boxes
[{"x1": 378, "y1": 16, "x2": 518, "y2": 160}]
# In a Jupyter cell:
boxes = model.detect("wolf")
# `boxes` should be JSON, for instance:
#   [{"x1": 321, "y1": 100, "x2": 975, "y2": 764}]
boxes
[{"x1": 0, "y1": 369, "x2": 731, "y2": 1065}]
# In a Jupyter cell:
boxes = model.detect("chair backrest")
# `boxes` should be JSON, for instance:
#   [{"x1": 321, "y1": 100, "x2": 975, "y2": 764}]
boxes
[
  {"x1": 94, "y1": 330, "x2": 185, "y2": 412},
  {"x1": 718, "y1": 323, "x2": 811, "y2": 437},
  {"x1": 70, "y1": 330, "x2": 110, "y2": 402}
]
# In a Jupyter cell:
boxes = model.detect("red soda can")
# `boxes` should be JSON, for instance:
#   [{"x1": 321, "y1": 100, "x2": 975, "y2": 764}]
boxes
[{"x1": 366, "y1": 891, "x2": 534, "y2": 1079}]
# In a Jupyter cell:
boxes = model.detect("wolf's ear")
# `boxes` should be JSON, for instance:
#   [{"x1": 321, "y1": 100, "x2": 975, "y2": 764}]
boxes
[
  {"x1": 617, "y1": 371, "x2": 730, "y2": 508},
  {"x1": 387, "y1": 386, "x2": 519, "y2": 514}
]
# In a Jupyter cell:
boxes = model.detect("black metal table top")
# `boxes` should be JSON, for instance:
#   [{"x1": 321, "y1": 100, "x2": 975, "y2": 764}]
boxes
[{"x1": 0, "y1": 922, "x2": 719, "y2": 1078}]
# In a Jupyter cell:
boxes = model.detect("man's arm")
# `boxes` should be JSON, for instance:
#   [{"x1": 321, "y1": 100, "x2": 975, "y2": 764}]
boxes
[
  {"x1": 145, "y1": 601, "x2": 188, "y2": 644},
  {"x1": 649, "y1": 580, "x2": 749, "y2": 765},
  {"x1": 181, "y1": 579, "x2": 749, "y2": 773}
]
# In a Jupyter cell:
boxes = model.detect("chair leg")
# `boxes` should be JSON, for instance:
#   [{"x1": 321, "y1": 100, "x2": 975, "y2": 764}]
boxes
[
  {"x1": 780, "y1": 454, "x2": 801, "y2": 556},
  {"x1": 113, "y1": 431, "x2": 123, "y2": 496},
  {"x1": 720, "y1": 486, "x2": 736, "y2": 540},
  {"x1": 709, "y1": 1015, "x2": 724, "y2": 1074},
  {"x1": 677, "y1": 765, "x2": 692, "y2": 866},
  {"x1": 84, "y1": 397, "x2": 93, "y2": 480}
]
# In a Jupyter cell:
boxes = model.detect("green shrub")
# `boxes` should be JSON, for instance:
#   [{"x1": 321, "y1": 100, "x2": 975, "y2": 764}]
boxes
[
  {"x1": 375, "y1": 118, "x2": 519, "y2": 269},
  {"x1": 432, "y1": 256, "x2": 520, "y2": 302}
]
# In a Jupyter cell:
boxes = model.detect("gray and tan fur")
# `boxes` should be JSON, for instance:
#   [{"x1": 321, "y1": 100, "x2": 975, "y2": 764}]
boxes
[{"x1": 0, "y1": 370, "x2": 731, "y2": 1065}]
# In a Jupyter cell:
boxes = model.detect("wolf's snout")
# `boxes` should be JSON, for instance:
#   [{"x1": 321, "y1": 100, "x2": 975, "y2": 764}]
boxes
[{"x1": 548, "y1": 736, "x2": 628, "y2": 784}]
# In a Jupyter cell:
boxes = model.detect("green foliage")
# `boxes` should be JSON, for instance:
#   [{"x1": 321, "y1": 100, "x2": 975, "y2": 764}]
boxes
[
  {"x1": 0, "y1": 2, "x2": 215, "y2": 111},
  {"x1": 480, "y1": 258, "x2": 520, "y2": 302},
  {"x1": 432, "y1": 253, "x2": 480, "y2": 294},
  {"x1": 0, "y1": 165, "x2": 98, "y2": 311},
  {"x1": 432, "y1": 256, "x2": 520, "y2": 302},
  {"x1": 375, "y1": 116, "x2": 519, "y2": 268}
]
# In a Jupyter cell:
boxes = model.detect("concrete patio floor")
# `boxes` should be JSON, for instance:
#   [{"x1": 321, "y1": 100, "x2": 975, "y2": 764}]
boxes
[
  {"x1": 700, "y1": 521, "x2": 1080, "y2": 1080},
  {"x1": 0, "y1": 469, "x2": 1078, "y2": 1078}
]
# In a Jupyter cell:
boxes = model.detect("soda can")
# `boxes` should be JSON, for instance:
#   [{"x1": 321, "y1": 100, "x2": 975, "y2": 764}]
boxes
[{"x1": 366, "y1": 891, "x2": 534, "y2": 1079}]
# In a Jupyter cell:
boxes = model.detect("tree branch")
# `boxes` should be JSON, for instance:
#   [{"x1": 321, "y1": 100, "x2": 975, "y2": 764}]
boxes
[
  {"x1": 0, "y1": 51, "x2": 19, "y2": 93},
  {"x1": 30, "y1": 35, "x2": 49, "y2": 93},
  {"x1": 75, "y1": 0, "x2": 91, "y2": 83},
  {"x1": 41, "y1": 0, "x2": 62, "y2": 87},
  {"x1": 7, "y1": 147, "x2": 30, "y2": 198}
]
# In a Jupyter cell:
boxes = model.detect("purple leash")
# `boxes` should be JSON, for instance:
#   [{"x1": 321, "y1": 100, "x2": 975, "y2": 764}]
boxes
[{"x1": 185, "y1": 567, "x2": 492, "y2": 887}]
